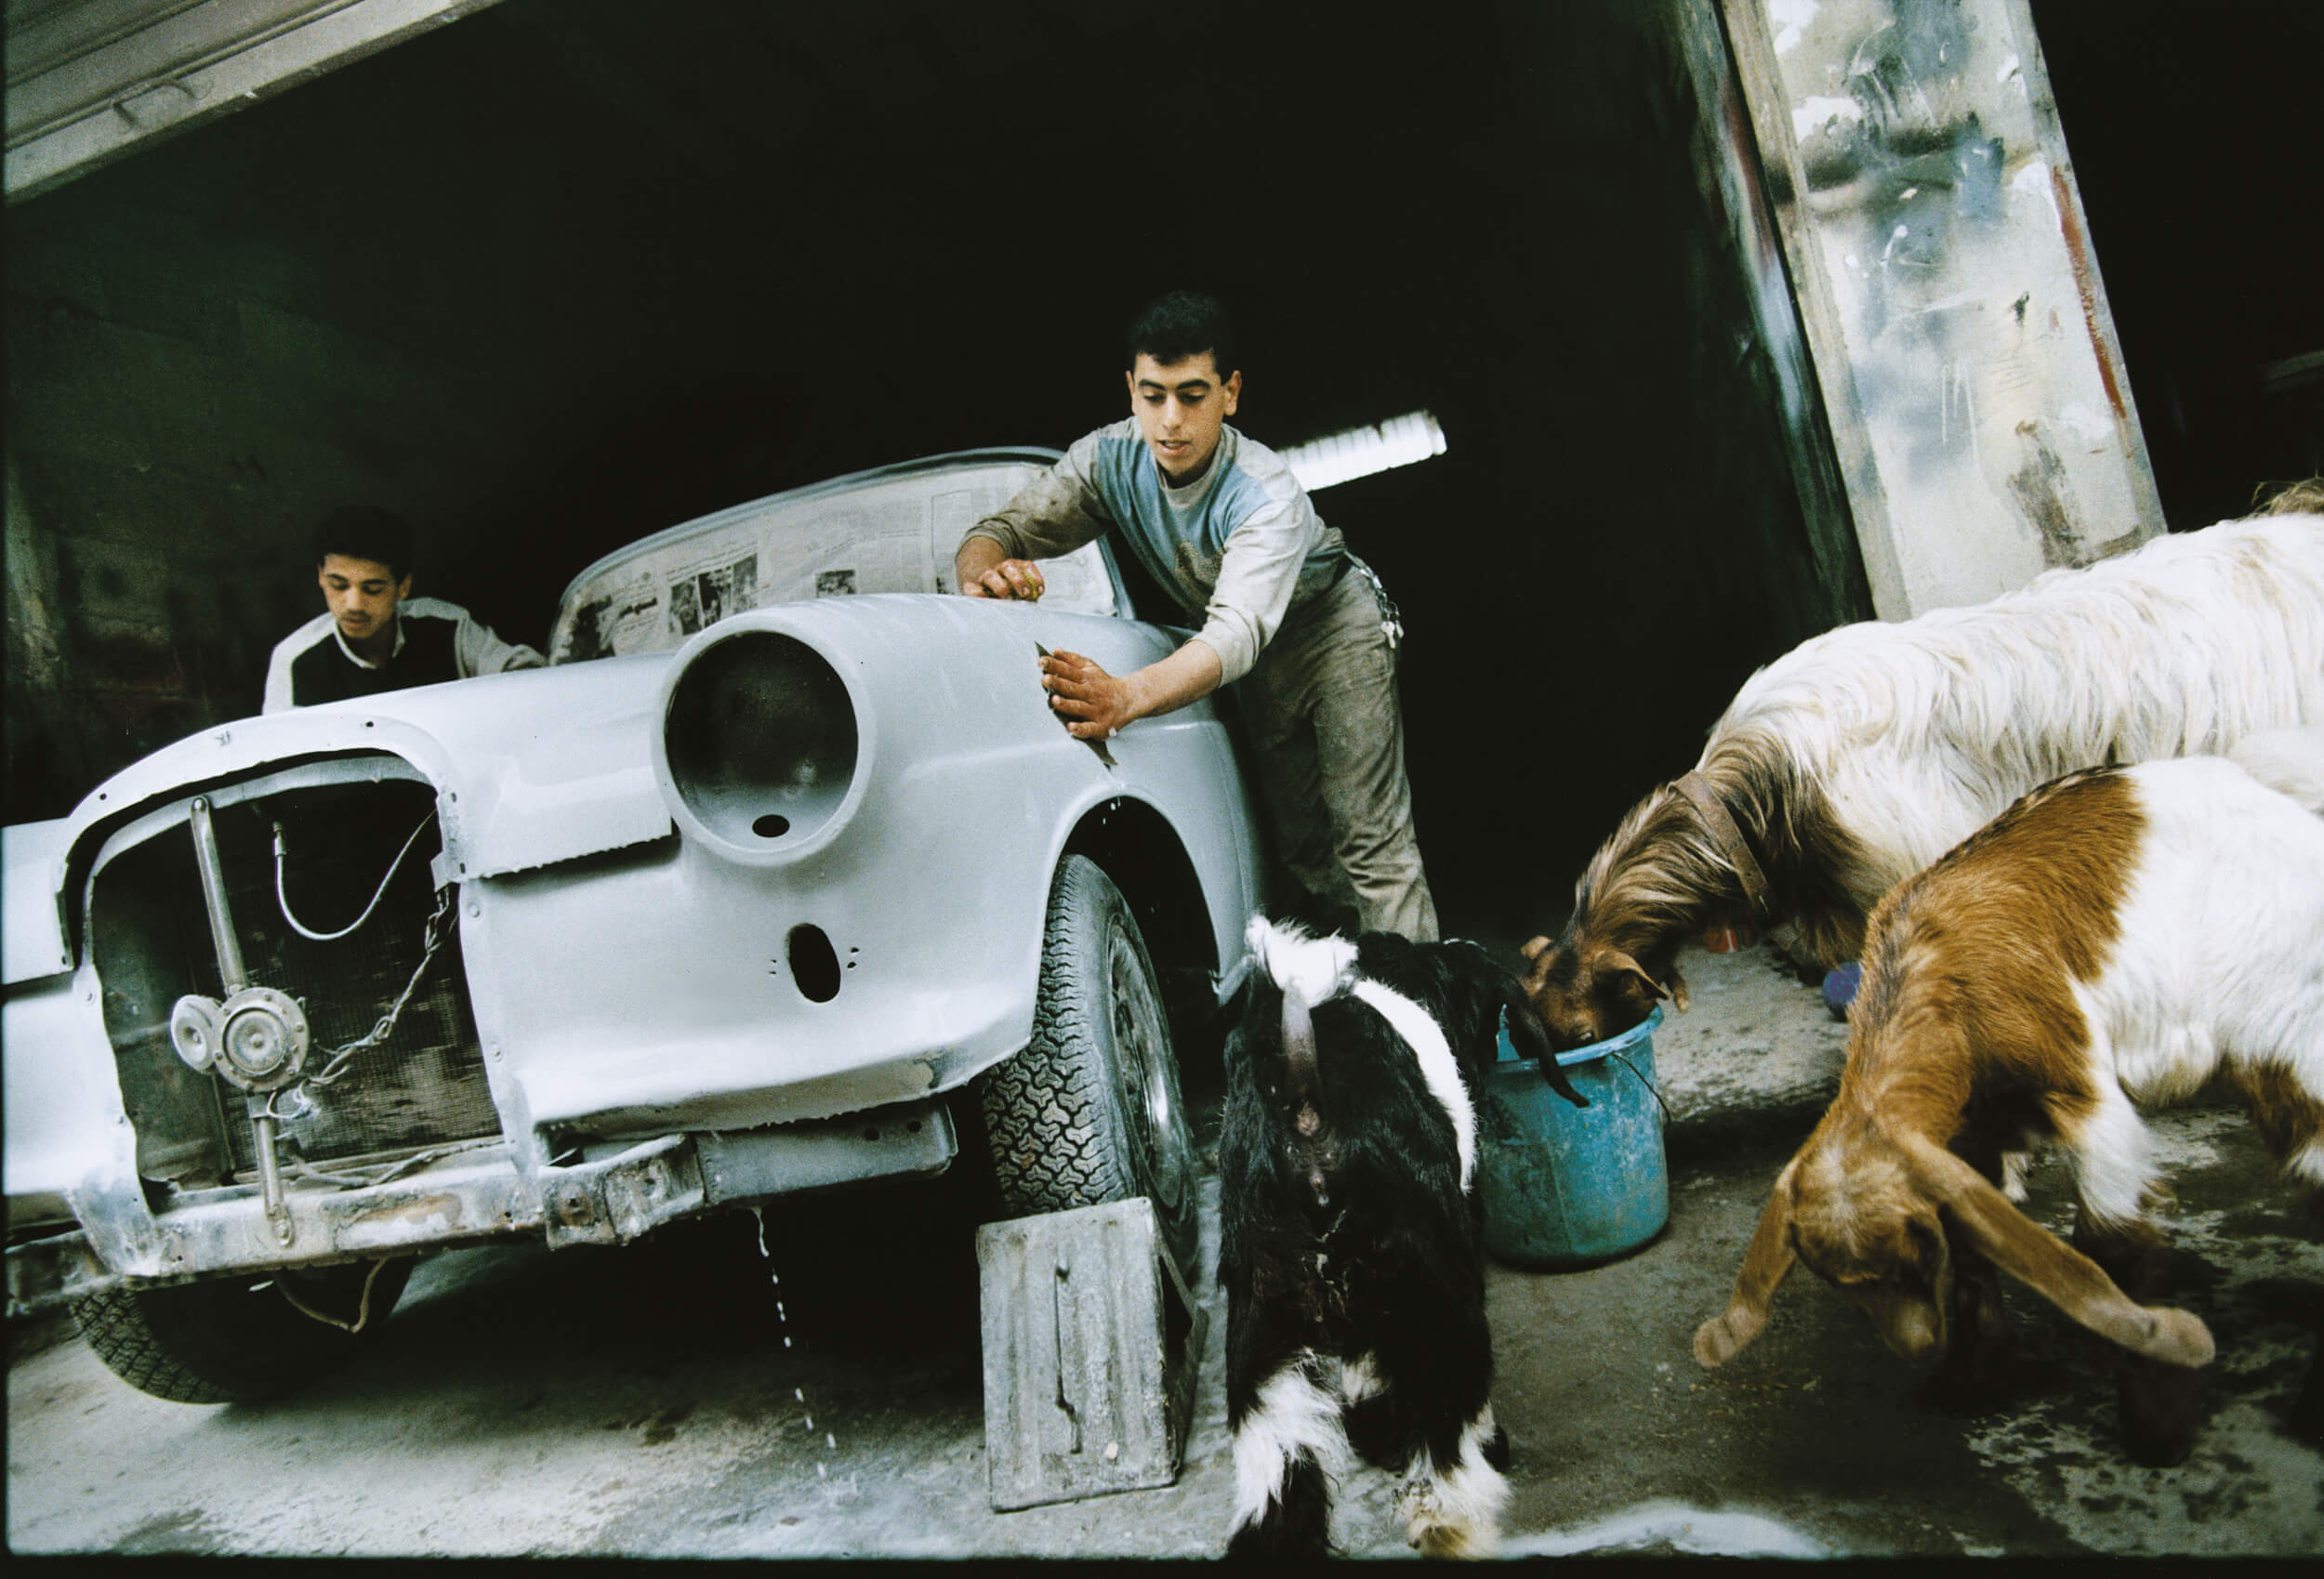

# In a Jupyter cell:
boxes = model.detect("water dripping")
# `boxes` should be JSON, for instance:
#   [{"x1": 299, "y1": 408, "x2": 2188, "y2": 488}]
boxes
[{"x1": 751, "y1": 1206, "x2": 834, "y2": 1482}]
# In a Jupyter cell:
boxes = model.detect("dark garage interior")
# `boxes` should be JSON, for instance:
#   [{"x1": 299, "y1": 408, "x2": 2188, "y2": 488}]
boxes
[{"x1": 6, "y1": 0, "x2": 2318, "y2": 938}]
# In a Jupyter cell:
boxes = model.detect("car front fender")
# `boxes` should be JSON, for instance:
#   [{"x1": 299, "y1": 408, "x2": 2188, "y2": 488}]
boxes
[{"x1": 473, "y1": 593, "x2": 1261, "y2": 1137}]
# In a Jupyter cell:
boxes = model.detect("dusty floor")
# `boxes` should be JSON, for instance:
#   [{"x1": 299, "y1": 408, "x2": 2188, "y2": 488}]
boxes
[{"x1": 7, "y1": 939, "x2": 2321, "y2": 1560}]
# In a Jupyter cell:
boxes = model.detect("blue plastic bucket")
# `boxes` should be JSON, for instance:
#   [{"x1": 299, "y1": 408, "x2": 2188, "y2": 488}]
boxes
[{"x1": 1478, "y1": 1005, "x2": 1669, "y2": 1269}]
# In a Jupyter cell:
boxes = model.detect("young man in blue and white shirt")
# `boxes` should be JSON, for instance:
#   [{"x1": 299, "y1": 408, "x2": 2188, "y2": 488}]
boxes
[
  {"x1": 955, "y1": 291, "x2": 1438, "y2": 941},
  {"x1": 263, "y1": 506, "x2": 544, "y2": 713}
]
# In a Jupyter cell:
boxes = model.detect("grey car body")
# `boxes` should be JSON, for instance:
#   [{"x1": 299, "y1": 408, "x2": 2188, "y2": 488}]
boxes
[{"x1": 3, "y1": 450, "x2": 1264, "y2": 1401}]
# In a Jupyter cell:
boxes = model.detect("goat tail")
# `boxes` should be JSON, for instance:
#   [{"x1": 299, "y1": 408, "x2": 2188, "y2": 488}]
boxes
[
  {"x1": 1694, "y1": 1159, "x2": 1802, "y2": 1367},
  {"x1": 1281, "y1": 986, "x2": 1314, "y2": 1050},
  {"x1": 1895, "y1": 1133, "x2": 2215, "y2": 1368},
  {"x1": 1280, "y1": 985, "x2": 1321, "y2": 1112}
]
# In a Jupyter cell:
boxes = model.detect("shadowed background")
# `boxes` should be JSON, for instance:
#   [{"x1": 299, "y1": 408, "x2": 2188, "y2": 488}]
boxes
[{"x1": 7, "y1": 0, "x2": 2317, "y2": 936}]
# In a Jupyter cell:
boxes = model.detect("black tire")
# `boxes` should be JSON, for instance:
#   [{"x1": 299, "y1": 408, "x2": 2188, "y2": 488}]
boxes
[
  {"x1": 71, "y1": 1256, "x2": 414, "y2": 1404},
  {"x1": 978, "y1": 856, "x2": 1202, "y2": 1273}
]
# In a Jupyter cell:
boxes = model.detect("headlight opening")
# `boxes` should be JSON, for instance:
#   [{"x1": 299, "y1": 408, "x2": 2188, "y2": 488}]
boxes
[{"x1": 664, "y1": 630, "x2": 862, "y2": 855}]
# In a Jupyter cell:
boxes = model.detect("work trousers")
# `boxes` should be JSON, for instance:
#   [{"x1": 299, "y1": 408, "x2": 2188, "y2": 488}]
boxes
[{"x1": 1235, "y1": 561, "x2": 1440, "y2": 942}]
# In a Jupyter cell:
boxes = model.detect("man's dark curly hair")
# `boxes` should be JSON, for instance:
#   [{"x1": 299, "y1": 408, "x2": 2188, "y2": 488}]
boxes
[
  {"x1": 1126, "y1": 289, "x2": 1240, "y2": 378},
  {"x1": 311, "y1": 505, "x2": 417, "y2": 581}
]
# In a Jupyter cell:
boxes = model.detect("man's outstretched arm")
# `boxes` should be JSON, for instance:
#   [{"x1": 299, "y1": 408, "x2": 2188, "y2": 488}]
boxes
[{"x1": 1039, "y1": 639, "x2": 1222, "y2": 739}]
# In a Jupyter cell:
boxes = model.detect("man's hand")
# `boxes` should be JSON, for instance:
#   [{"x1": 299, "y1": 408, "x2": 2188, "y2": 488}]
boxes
[
  {"x1": 965, "y1": 559, "x2": 1046, "y2": 600},
  {"x1": 1041, "y1": 650, "x2": 1133, "y2": 739},
  {"x1": 956, "y1": 536, "x2": 1046, "y2": 600}
]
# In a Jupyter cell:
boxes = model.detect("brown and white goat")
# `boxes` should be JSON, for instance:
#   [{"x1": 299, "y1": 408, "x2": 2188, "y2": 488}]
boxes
[
  {"x1": 1520, "y1": 512, "x2": 2324, "y2": 1050},
  {"x1": 1692, "y1": 741, "x2": 2324, "y2": 1465}
]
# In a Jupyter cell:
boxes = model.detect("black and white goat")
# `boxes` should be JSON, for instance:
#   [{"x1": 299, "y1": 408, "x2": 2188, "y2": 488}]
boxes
[
  {"x1": 1693, "y1": 732, "x2": 2324, "y2": 1466},
  {"x1": 1218, "y1": 916, "x2": 1583, "y2": 1559},
  {"x1": 1523, "y1": 511, "x2": 2324, "y2": 1051}
]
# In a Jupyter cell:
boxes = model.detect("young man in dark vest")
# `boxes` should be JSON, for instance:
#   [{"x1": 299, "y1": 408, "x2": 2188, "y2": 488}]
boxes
[{"x1": 263, "y1": 506, "x2": 545, "y2": 713}]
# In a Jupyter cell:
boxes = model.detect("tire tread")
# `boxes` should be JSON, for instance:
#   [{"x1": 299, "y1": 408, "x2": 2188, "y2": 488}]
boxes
[
  {"x1": 71, "y1": 1258, "x2": 411, "y2": 1405},
  {"x1": 978, "y1": 857, "x2": 1198, "y2": 1268}
]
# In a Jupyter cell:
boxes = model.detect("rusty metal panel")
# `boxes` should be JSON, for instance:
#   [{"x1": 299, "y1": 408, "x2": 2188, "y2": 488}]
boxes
[
  {"x1": 1719, "y1": 0, "x2": 2164, "y2": 617},
  {"x1": 695, "y1": 1104, "x2": 957, "y2": 1204}
]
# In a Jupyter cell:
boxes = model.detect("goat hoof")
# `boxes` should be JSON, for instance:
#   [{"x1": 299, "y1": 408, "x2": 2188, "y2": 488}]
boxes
[
  {"x1": 1414, "y1": 1521, "x2": 1499, "y2": 1559},
  {"x1": 1224, "y1": 1520, "x2": 1333, "y2": 1562},
  {"x1": 2123, "y1": 1424, "x2": 2198, "y2": 1469},
  {"x1": 2118, "y1": 1358, "x2": 2204, "y2": 1467},
  {"x1": 2286, "y1": 1364, "x2": 2324, "y2": 1447},
  {"x1": 1919, "y1": 1348, "x2": 2026, "y2": 1414}
]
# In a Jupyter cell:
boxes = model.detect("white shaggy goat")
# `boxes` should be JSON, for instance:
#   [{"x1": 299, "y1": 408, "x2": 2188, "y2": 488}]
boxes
[
  {"x1": 1521, "y1": 512, "x2": 2324, "y2": 1050},
  {"x1": 1692, "y1": 736, "x2": 2324, "y2": 1466},
  {"x1": 1218, "y1": 916, "x2": 1582, "y2": 1559}
]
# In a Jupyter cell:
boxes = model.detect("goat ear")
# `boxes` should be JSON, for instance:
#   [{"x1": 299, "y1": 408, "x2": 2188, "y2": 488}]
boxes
[
  {"x1": 1605, "y1": 950, "x2": 1678, "y2": 1011},
  {"x1": 1665, "y1": 962, "x2": 1690, "y2": 1013},
  {"x1": 1912, "y1": 1212, "x2": 1954, "y2": 1341},
  {"x1": 1694, "y1": 1162, "x2": 1800, "y2": 1367},
  {"x1": 1895, "y1": 1134, "x2": 2214, "y2": 1368}
]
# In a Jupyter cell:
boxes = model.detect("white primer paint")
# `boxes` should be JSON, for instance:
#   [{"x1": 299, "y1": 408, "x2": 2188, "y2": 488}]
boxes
[
  {"x1": 2057, "y1": 401, "x2": 2111, "y2": 444},
  {"x1": 1501, "y1": 1499, "x2": 1829, "y2": 1559},
  {"x1": 1791, "y1": 93, "x2": 1861, "y2": 142},
  {"x1": 1769, "y1": 0, "x2": 1818, "y2": 56},
  {"x1": 2008, "y1": 157, "x2": 2062, "y2": 231}
]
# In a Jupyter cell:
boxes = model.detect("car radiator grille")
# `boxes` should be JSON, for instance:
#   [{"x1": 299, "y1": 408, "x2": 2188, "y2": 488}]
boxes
[{"x1": 91, "y1": 776, "x2": 503, "y2": 1187}]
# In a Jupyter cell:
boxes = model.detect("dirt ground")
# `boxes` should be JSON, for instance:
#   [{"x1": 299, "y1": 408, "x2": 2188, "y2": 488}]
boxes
[{"x1": 7, "y1": 939, "x2": 2321, "y2": 1560}]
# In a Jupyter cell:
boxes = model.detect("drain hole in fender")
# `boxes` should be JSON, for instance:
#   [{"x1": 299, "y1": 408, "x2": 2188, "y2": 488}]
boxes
[
  {"x1": 753, "y1": 813, "x2": 790, "y2": 838},
  {"x1": 787, "y1": 925, "x2": 842, "y2": 1003}
]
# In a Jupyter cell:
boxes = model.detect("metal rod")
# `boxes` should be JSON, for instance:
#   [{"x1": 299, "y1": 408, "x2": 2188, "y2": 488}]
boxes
[
  {"x1": 187, "y1": 797, "x2": 249, "y2": 994},
  {"x1": 193, "y1": 798, "x2": 293, "y2": 1244},
  {"x1": 251, "y1": 1108, "x2": 294, "y2": 1246}
]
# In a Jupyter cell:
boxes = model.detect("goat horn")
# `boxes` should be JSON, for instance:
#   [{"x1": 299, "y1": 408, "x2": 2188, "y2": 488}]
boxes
[
  {"x1": 1499, "y1": 996, "x2": 1588, "y2": 1110},
  {"x1": 1694, "y1": 1160, "x2": 1800, "y2": 1367},
  {"x1": 1674, "y1": 770, "x2": 1775, "y2": 919},
  {"x1": 1895, "y1": 1133, "x2": 2214, "y2": 1368}
]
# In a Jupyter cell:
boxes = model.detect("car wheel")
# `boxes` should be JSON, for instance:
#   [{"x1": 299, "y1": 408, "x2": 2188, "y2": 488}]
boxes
[
  {"x1": 71, "y1": 1256, "x2": 415, "y2": 1404},
  {"x1": 978, "y1": 855, "x2": 1201, "y2": 1274}
]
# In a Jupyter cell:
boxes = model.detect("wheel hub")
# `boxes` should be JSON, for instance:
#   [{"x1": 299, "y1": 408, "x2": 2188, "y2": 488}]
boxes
[{"x1": 1107, "y1": 923, "x2": 1192, "y2": 1215}]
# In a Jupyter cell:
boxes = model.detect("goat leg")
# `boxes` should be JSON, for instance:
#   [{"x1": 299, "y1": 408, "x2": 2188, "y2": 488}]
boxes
[
  {"x1": 1921, "y1": 1242, "x2": 2023, "y2": 1410},
  {"x1": 2073, "y1": 1213, "x2": 2206, "y2": 1467},
  {"x1": 2288, "y1": 1186, "x2": 2324, "y2": 1448},
  {"x1": 1223, "y1": 1451, "x2": 1335, "y2": 1560},
  {"x1": 1223, "y1": 1335, "x2": 1344, "y2": 1559}
]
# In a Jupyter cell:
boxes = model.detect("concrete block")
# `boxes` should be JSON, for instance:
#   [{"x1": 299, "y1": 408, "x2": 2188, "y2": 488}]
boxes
[{"x1": 974, "y1": 1196, "x2": 1205, "y2": 1512}]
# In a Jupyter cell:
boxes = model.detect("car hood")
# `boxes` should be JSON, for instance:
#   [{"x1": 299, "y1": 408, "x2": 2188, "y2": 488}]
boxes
[
  {"x1": 7, "y1": 653, "x2": 675, "y2": 984},
  {"x1": 8, "y1": 594, "x2": 1197, "y2": 984}
]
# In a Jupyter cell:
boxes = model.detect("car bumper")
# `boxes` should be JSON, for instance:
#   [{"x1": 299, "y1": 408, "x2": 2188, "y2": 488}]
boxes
[{"x1": 5, "y1": 1098, "x2": 956, "y2": 1317}]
